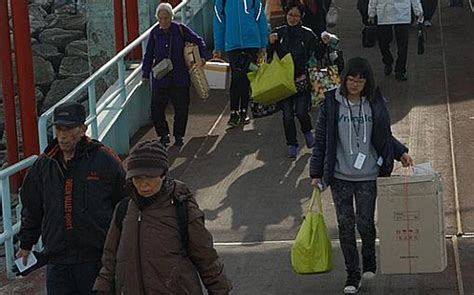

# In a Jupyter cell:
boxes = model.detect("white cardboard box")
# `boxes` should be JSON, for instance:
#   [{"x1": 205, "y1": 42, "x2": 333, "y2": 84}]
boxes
[
  {"x1": 204, "y1": 61, "x2": 231, "y2": 90},
  {"x1": 376, "y1": 172, "x2": 447, "y2": 274}
]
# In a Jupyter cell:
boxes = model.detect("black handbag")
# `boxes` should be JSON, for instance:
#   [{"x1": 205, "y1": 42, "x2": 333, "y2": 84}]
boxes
[
  {"x1": 250, "y1": 101, "x2": 279, "y2": 118},
  {"x1": 295, "y1": 74, "x2": 311, "y2": 93},
  {"x1": 362, "y1": 26, "x2": 377, "y2": 48},
  {"x1": 417, "y1": 24, "x2": 425, "y2": 55}
]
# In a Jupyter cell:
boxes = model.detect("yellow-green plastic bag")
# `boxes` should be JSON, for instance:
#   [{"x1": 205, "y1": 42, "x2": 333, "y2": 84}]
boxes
[
  {"x1": 247, "y1": 53, "x2": 297, "y2": 106},
  {"x1": 291, "y1": 189, "x2": 333, "y2": 274}
]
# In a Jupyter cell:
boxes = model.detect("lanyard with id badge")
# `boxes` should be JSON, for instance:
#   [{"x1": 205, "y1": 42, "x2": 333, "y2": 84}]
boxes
[{"x1": 347, "y1": 98, "x2": 366, "y2": 170}]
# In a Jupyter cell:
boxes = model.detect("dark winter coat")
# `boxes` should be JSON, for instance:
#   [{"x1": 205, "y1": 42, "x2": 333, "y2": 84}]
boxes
[
  {"x1": 18, "y1": 137, "x2": 126, "y2": 264},
  {"x1": 309, "y1": 88, "x2": 408, "y2": 186},
  {"x1": 93, "y1": 179, "x2": 232, "y2": 295},
  {"x1": 267, "y1": 24, "x2": 327, "y2": 77},
  {"x1": 142, "y1": 21, "x2": 206, "y2": 89}
]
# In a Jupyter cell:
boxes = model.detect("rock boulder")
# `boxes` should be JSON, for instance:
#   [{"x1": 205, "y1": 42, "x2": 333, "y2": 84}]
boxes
[
  {"x1": 33, "y1": 56, "x2": 55, "y2": 90},
  {"x1": 39, "y1": 28, "x2": 84, "y2": 51},
  {"x1": 42, "y1": 76, "x2": 86, "y2": 113},
  {"x1": 59, "y1": 56, "x2": 89, "y2": 78}
]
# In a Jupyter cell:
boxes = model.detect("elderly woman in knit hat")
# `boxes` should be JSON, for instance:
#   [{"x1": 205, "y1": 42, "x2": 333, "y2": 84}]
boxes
[
  {"x1": 94, "y1": 140, "x2": 232, "y2": 294},
  {"x1": 142, "y1": 3, "x2": 207, "y2": 148}
]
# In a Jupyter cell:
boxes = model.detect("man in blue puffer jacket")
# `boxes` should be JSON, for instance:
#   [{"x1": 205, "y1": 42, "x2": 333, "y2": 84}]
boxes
[{"x1": 213, "y1": 0, "x2": 269, "y2": 127}]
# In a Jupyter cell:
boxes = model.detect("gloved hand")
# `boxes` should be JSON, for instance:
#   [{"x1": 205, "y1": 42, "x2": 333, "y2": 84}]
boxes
[{"x1": 12, "y1": 251, "x2": 48, "y2": 277}]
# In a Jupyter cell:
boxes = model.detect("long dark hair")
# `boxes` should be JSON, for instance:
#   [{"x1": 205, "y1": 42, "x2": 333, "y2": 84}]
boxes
[{"x1": 339, "y1": 57, "x2": 376, "y2": 101}]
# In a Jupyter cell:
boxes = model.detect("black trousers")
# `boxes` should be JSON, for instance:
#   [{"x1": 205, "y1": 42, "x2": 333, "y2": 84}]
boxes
[
  {"x1": 377, "y1": 24, "x2": 410, "y2": 74},
  {"x1": 227, "y1": 48, "x2": 259, "y2": 112},
  {"x1": 47, "y1": 261, "x2": 101, "y2": 295},
  {"x1": 421, "y1": 0, "x2": 438, "y2": 21},
  {"x1": 151, "y1": 87, "x2": 190, "y2": 138}
]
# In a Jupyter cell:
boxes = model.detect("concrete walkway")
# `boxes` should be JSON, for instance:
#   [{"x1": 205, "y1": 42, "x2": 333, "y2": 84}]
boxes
[{"x1": 1, "y1": 0, "x2": 474, "y2": 293}]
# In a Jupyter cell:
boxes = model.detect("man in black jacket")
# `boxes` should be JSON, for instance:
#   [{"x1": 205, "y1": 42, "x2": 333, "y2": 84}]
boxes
[{"x1": 16, "y1": 102, "x2": 126, "y2": 295}]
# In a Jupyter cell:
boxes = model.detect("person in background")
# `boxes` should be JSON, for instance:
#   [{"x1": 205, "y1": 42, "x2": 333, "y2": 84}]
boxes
[
  {"x1": 357, "y1": 0, "x2": 370, "y2": 25},
  {"x1": 368, "y1": 0, "x2": 423, "y2": 81},
  {"x1": 16, "y1": 102, "x2": 126, "y2": 295},
  {"x1": 268, "y1": 0, "x2": 331, "y2": 158},
  {"x1": 310, "y1": 57, "x2": 413, "y2": 294},
  {"x1": 142, "y1": 3, "x2": 206, "y2": 147},
  {"x1": 93, "y1": 140, "x2": 232, "y2": 294},
  {"x1": 421, "y1": 0, "x2": 437, "y2": 26},
  {"x1": 213, "y1": 0, "x2": 269, "y2": 128},
  {"x1": 281, "y1": 0, "x2": 331, "y2": 37}
]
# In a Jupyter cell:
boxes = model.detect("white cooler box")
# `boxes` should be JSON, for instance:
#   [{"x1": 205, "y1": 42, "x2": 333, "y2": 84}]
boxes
[
  {"x1": 204, "y1": 61, "x2": 231, "y2": 90},
  {"x1": 376, "y1": 170, "x2": 447, "y2": 274}
]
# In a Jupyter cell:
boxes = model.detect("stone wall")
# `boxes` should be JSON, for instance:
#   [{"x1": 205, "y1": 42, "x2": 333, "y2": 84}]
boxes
[
  {"x1": 0, "y1": 0, "x2": 90, "y2": 165},
  {"x1": 29, "y1": 0, "x2": 89, "y2": 113}
]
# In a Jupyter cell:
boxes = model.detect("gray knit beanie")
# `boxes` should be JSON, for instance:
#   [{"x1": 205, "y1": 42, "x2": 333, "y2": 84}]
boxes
[{"x1": 126, "y1": 140, "x2": 169, "y2": 180}]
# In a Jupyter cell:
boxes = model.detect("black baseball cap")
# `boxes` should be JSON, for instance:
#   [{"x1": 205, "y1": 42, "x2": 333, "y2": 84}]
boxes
[{"x1": 52, "y1": 102, "x2": 86, "y2": 127}]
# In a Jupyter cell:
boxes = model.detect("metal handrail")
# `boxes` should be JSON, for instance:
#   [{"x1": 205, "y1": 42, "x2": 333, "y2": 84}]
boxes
[
  {"x1": 469, "y1": 0, "x2": 474, "y2": 13},
  {"x1": 0, "y1": 155, "x2": 38, "y2": 279},
  {"x1": 37, "y1": 0, "x2": 197, "y2": 152},
  {"x1": 0, "y1": 0, "x2": 209, "y2": 282}
]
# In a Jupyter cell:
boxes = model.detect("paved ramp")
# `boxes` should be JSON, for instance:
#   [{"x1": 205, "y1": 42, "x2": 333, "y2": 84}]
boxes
[{"x1": 2, "y1": 0, "x2": 474, "y2": 293}]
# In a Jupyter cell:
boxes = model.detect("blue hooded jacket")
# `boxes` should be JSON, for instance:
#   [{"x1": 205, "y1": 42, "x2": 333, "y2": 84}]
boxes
[{"x1": 213, "y1": 0, "x2": 269, "y2": 52}]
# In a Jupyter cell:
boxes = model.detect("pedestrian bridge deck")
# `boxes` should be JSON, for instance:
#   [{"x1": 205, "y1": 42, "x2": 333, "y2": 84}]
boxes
[{"x1": 2, "y1": 0, "x2": 474, "y2": 293}]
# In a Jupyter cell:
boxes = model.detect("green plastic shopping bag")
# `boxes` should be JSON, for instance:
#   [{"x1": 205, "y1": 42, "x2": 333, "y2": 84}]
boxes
[
  {"x1": 247, "y1": 53, "x2": 297, "y2": 106},
  {"x1": 291, "y1": 189, "x2": 333, "y2": 274}
]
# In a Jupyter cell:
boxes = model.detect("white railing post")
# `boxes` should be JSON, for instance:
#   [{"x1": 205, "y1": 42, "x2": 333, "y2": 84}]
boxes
[
  {"x1": 1, "y1": 179, "x2": 15, "y2": 279},
  {"x1": 38, "y1": 116, "x2": 48, "y2": 153},
  {"x1": 117, "y1": 58, "x2": 127, "y2": 104},
  {"x1": 88, "y1": 82, "x2": 99, "y2": 139},
  {"x1": 181, "y1": 7, "x2": 187, "y2": 23},
  {"x1": 141, "y1": 39, "x2": 147, "y2": 60},
  {"x1": 0, "y1": 156, "x2": 39, "y2": 279}
]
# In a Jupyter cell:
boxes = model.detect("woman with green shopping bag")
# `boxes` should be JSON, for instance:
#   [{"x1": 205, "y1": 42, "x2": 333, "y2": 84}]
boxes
[
  {"x1": 268, "y1": 0, "x2": 332, "y2": 158},
  {"x1": 309, "y1": 57, "x2": 413, "y2": 294}
]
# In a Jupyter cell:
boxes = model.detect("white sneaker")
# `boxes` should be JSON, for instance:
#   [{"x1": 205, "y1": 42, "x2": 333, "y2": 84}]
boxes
[
  {"x1": 363, "y1": 271, "x2": 376, "y2": 280},
  {"x1": 343, "y1": 280, "x2": 362, "y2": 294},
  {"x1": 424, "y1": 20, "x2": 432, "y2": 27}
]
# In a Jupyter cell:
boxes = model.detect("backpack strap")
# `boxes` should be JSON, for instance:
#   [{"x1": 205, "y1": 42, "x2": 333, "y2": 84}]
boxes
[
  {"x1": 173, "y1": 197, "x2": 189, "y2": 256},
  {"x1": 115, "y1": 197, "x2": 130, "y2": 231}
]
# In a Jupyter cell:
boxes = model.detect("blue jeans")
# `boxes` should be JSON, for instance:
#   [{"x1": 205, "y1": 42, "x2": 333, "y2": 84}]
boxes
[
  {"x1": 330, "y1": 178, "x2": 377, "y2": 279},
  {"x1": 47, "y1": 261, "x2": 101, "y2": 295},
  {"x1": 278, "y1": 93, "x2": 312, "y2": 146}
]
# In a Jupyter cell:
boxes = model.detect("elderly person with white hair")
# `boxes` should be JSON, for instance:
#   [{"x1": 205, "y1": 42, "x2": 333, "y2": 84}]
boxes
[{"x1": 142, "y1": 3, "x2": 206, "y2": 147}]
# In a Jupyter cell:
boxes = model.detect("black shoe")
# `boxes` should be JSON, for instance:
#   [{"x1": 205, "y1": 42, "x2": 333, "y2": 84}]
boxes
[
  {"x1": 384, "y1": 64, "x2": 393, "y2": 76},
  {"x1": 344, "y1": 276, "x2": 362, "y2": 294},
  {"x1": 159, "y1": 135, "x2": 170, "y2": 147},
  {"x1": 395, "y1": 72, "x2": 408, "y2": 81},
  {"x1": 174, "y1": 136, "x2": 184, "y2": 147},
  {"x1": 239, "y1": 110, "x2": 250, "y2": 125},
  {"x1": 227, "y1": 111, "x2": 240, "y2": 128}
]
